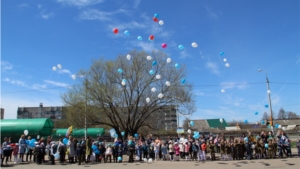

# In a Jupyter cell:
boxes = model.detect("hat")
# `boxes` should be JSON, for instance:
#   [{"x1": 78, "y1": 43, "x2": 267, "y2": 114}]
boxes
[{"x1": 174, "y1": 142, "x2": 178, "y2": 144}]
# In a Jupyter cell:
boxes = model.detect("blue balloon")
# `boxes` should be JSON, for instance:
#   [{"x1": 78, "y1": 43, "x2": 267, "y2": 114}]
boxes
[
  {"x1": 117, "y1": 156, "x2": 122, "y2": 161},
  {"x1": 244, "y1": 120, "x2": 248, "y2": 124},
  {"x1": 175, "y1": 63, "x2": 180, "y2": 68},
  {"x1": 255, "y1": 112, "x2": 258, "y2": 115},
  {"x1": 63, "y1": 138, "x2": 69, "y2": 145},
  {"x1": 261, "y1": 120, "x2": 265, "y2": 125},
  {"x1": 29, "y1": 139, "x2": 36, "y2": 147},
  {"x1": 193, "y1": 133, "x2": 200, "y2": 139},
  {"x1": 124, "y1": 30, "x2": 130, "y2": 36},
  {"x1": 118, "y1": 68, "x2": 123, "y2": 73},
  {"x1": 244, "y1": 137, "x2": 249, "y2": 141},
  {"x1": 149, "y1": 70, "x2": 154, "y2": 75},
  {"x1": 152, "y1": 61, "x2": 157, "y2": 66},
  {"x1": 178, "y1": 45, "x2": 184, "y2": 50},
  {"x1": 121, "y1": 132, "x2": 125, "y2": 136},
  {"x1": 154, "y1": 13, "x2": 159, "y2": 18},
  {"x1": 265, "y1": 143, "x2": 268, "y2": 149},
  {"x1": 189, "y1": 121, "x2": 195, "y2": 127},
  {"x1": 137, "y1": 36, "x2": 142, "y2": 41},
  {"x1": 26, "y1": 140, "x2": 30, "y2": 145},
  {"x1": 181, "y1": 79, "x2": 186, "y2": 84},
  {"x1": 265, "y1": 104, "x2": 269, "y2": 108},
  {"x1": 275, "y1": 124, "x2": 279, "y2": 128},
  {"x1": 134, "y1": 133, "x2": 138, "y2": 138},
  {"x1": 122, "y1": 79, "x2": 126, "y2": 83},
  {"x1": 220, "y1": 52, "x2": 224, "y2": 56},
  {"x1": 114, "y1": 134, "x2": 118, "y2": 138}
]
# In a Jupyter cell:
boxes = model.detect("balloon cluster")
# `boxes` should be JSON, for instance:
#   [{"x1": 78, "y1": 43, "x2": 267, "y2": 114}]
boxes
[
  {"x1": 52, "y1": 64, "x2": 76, "y2": 80},
  {"x1": 193, "y1": 131, "x2": 200, "y2": 139}
]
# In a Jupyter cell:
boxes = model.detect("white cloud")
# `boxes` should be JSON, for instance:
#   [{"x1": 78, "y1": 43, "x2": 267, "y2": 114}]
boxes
[
  {"x1": 194, "y1": 90, "x2": 204, "y2": 96},
  {"x1": 57, "y1": 0, "x2": 105, "y2": 7},
  {"x1": 204, "y1": 5, "x2": 219, "y2": 21},
  {"x1": 17, "y1": 3, "x2": 29, "y2": 8},
  {"x1": 41, "y1": 12, "x2": 54, "y2": 19},
  {"x1": 220, "y1": 81, "x2": 249, "y2": 90},
  {"x1": 179, "y1": 50, "x2": 190, "y2": 59},
  {"x1": 79, "y1": 8, "x2": 128, "y2": 21},
  {"x1": 206, "y1": 61, "x2": 220, "y2": 75},
  {"x1": 2, "y1": 78, "x2": 28, "y2": 87},
  {"x1": 44, "y1": 80, "x2": 69, "y2": 88},
  {"x1": 133, "y1": 41, "x2": 156, "y2": 52},
  {"x1": 38, "y1": 4, "x2": 42, "y2": 9},
  {"x1": 133, "y1": 0, "x2": 141, "y2": 8},
  {"x1": 32, "y1": 84, "x2": 48, "y2": 90},
  {"x1": 58, "y1": 69, "x2": 72, "y2": 75},
  {"x1": 1, "y1": 61, "x2": 13, "y2": 71}
]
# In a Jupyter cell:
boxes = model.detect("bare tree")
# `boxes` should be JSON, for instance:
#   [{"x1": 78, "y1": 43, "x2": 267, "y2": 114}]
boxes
[
  {"x1": 261, "y1": 111, "x2": 269, "y2": 121},
  {"x1": 286, "y1": 111, "x2": 299, "y2": 119},
  {"x1": 62, "y1": 50, "x2": 195, "y2": 140},
  {"x1": 277, "y1": 108, "x2": 287, "y2": 119}
]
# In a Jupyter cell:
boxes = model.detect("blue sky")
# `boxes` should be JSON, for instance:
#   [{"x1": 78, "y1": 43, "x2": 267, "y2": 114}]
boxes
[{"x1": 1, "y1": 0, "x2": 299, "y2": 125}]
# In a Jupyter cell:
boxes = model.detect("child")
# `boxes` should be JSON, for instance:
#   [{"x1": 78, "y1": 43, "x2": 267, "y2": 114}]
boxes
[
  {"x1": 13, "y1": 144, "x2": 19, "y2": 164},
  {"x1": 220, "y1": 140, "x2": 226, "y2": 160},
  {"x1": 259, "y1": 140, "x2": 265, "y2": 159},
  {"x1": 161, "y1": 142, "x2": 167, "y2": 161},
  {"x1": 92, "y1": 142, "x2": 100, "y2": 163},
  {"x1": 226, "y1": 142, "x2": 231, "y2": 160},
  {"x1": 76, "y1": 143, "x2": 83, "y2": 165},
  {"x1": 117, "y1": 144, "x2": 123, "y2": 163},
  {"x1": 154, "y1": 142, "x2": 160, "y2": 161},
  {"x1": 296, "y1": 139, "x2": 300, "y2": 157},
  {"x1": 184, "y1": 142, "x2": 190, "y2": 161},
  {"x1": 174, "y1": 142, "x2": 180, "y2": 161},
  {"x1": 230, "y1": 143, "x2": 235, "y2": 160},
  {"x1": 112, "y1": 145, "x2": 118, "y2": 163},
  {"x1": 191, "y1": 142, "x2": 198, "y2": 161},
  {"x1": 245, "y1": 140, "x2": 251, "y2": 160},
  {"x1": 208, "y1": 140, "x2": 216, "y2": 161},
  {"x1": 267, "y1": 140, "x2": 274, "y2": 159},
  {"x1": 50, "y1": 142, "x2": 57, "y2": 165},
  {"x1": 200, "y1": 140, "x2": 207, "y2": 161},
  {"x1": 141, "y1": 142, "x2": 148, "y2": 159},
  {"x1": 272, "y1": 138, "x2": 277, "y2": 157},
  {"x1": 105, "y1": 145, "x2": 112, "y2": 163},
  {"x1": 99, "y1": 143, "x2": 106, "y2": 163}
]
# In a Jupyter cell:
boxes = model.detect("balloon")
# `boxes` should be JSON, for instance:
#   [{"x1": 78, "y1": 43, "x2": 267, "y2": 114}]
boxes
[
  {"x1": 175, "y1": 63, "x2": 180, "y2": 68},
  {"x1": 221, "y1": 89, "x2": 225, "y2": 93},
  {"x1": 109, "y1": 128, "x2": 116, "y2": 138},
  {"x1": 158, "y1": 93, "x2": 164, "y2": 99},
  {"x1": 225, "y1": 63, "x2": 230, "y2": 67},
  {"x1": 178, "y1": 45, "x2": 184, "y2": 50},
  {"x1": 220, "y1": 51, "x2": 224, "y2": 56},
  {"x1": 135, "y1": 156, "x2": 140, "y2": 161},
  {"x1": 118, "y1": 68, "x2": 123, "y2": 73},
  {"x1": 244, "y1": 120, "x2": 248, "y2": 124},
  {"x1": 146, "y1": 97, "x2": 150, "y2": 103},
  {"x1": 265, "y1": 104, "x2": 269, "y2": 108},
  {"x1": 121, "y1": 132, "x2": 125, "y2": 136},
  {"x1": 161, "y1": 43, "x2": 167, "y2": 48},
  {"x1": 149, "y1": 70, "x2": 154, "y2": 75},
  {"x1": 251, "y1": 144, "x2": 255, "y2": 149},
  {"x1": 143, "y1": 158, "x2": 147, "y2": 162},
  {"x1": 261, "y1": 120, "x2": 265, "y2": 125},
  {"x1": 181, "y1": 79, "x2": 186, "y2": 84},
  {"x1": 282, "y1": 127, "x2": 286, "y2": 131},
  {"x1": 153, "y1": 17, "x2": 158, "y2": 22},
  {"x1": 189, "y1": 121, "x2": 195, "y2": 127},
  {"x1": 52, "y1": 66, "x2": 57, "y2": 71},
  {"x1": 220, "y1": 118, "x2": 223, "y2": 123},
  {"x1": 118, "y1": 157, "x2": 122, "y2": 161},
  {"x1": 24, "y1": 130, "x2": 28, "y2": 136},
  {"x1": 156, "y1": 75, "x2": 161, "y2": 79},
  {"x1": 134, "y1": 133, "x2": 138, "y2": 138},
  {"x1": 57, "y1": 64, "x2": 62, "y2": 69},
  {"x1": 121, "y1": 80, "x2": 126, "y2": 86},
  {"x1": 124, "y1": 30, "x2": 130, "y2": 36},
  {"x1": 165, "y1": 81, "x2": 170, "y2": 86},
  {"x1": 267, "y1": 90, "x2": 271, "y2": 94},
  {"x1": 113, "y1": 28, "x2": 118, "y2": 34},
  {"x1": 151, "y1": 87, "x2": 156, "y2": 92},
  {"x1": 152, "y1": 61, "x2": 157, "y2": 66},
  {"x1": 149, "y1": 35, "x2": 154, "y2": 41},
  {"x1": 71, "y1": 74, "x2": 76, "y2": 80},
  {"x1": 148, "y1": 158, "x2": 153, "y2": 163},
  {"x1": 158, "y1": 20, "x2": 164, "y2": 25},
  {"x1": 244, "y1": 137, "x2": 249, "y2": 142},
  {"x1": 191, "y1": 42, "x2": 198, "y2": 48},
  {"x1": 187, "y1": 129, "x2": 191, "y2": 134},
  {"x1": 154, "y1": 13, "x2": 159, "y2": 18},
  {"x1": 29, "y1": 139, "x2": 36, "y2": 147},
  {"x1": 166, "y1": 58, "x2": 171, "y2": 63},
  {"x1": 147, "y1": 56, "x2": 152, "y2": 60},
  {"x1": 126, "y1": 54, "x2": 131, "y2": 60},
  {"x1": 137, "y1": 36, "x2": 142, "y2": 41},
  {"x1": 275, "y1": 124, "x2": 279, "y2": 128},
  {"x1": 278, "y1": 125, "x2": 282, "y2": 128},
  {"x1": 114, "y1": 134, "x2": 118, "y2": 138},
  {"x1": 264, "y1": 143, "x2": 268, "y2": 149},
  {"x1": 255, "y1": 112, "x2": 258, "y2": 115},
  {"x1": 54, "y1": 153, "x2": 60, "y2": 160},
  {"x1": 63, "y1": 138, "x2": 68, "y2": 145},
  {"x1": 223, "y1": 58, "x2": 227, "y2": 62},
  {"x1": 193, "y1": 133, "x2": 200, "y2": 139}
]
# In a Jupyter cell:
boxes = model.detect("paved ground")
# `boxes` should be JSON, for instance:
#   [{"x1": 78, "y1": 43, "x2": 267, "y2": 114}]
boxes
[{"x1": 2, "y1": 149, "x2": 300, "y2": 169}]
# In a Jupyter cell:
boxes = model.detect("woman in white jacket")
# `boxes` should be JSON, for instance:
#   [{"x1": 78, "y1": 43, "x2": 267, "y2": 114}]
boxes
[{"x1": 67, "y1": 136, "x2": 75, "y2": 163}]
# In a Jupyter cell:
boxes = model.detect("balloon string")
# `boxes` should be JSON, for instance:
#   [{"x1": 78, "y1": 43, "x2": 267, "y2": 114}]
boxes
[
  {"x1": 48, "y1": 71, "x2": 53, "y2": 80},
  {"x1": 199, "y1": 50, "x2": 203, "y2": 59}
]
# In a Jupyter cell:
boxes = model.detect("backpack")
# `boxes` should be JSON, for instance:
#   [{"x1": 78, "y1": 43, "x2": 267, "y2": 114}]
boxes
[{"x1": 192, "y1": 144, "x2": 198, "y2": 152}]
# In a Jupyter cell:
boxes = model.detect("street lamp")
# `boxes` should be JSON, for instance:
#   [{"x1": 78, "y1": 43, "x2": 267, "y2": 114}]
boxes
[{"x1": 258, "y1": 69, "x2": 273, "y2": 130}]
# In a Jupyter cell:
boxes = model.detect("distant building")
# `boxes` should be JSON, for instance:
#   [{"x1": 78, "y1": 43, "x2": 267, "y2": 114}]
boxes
[
  {"x1": 191, "y1": 118, "x2": 229, "y2": 130},
  {"x1": 17, "y1": 103, "x2": 65, "y2": 121},
  {"x1": 154, "y1": 106, "x2": 178, "y2": 131},
  {"x1": 1, "y1": 108, "x2": 4, "y2": 119}
]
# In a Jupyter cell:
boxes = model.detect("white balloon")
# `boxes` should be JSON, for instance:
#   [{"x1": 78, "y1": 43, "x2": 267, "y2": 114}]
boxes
[
  {"x1": 166, "y1": 58, "x2": 171, "y2": 63},
  {"x1": 225, "y1": 63, "x2": 230, "y2": 67},
  {"x1": 158, "y1": 93, "x2": 164, "y2": 99},
  {"x1": 147, "y1": 56, "x2": 152, "y2": 60},
  {"x1": 121, "y1": 81, "x2": 126, "y2": 86},
  {"x1": 24, "y1": 130, "x2": 28, "y2": 136},
  {"x1": 156, "y1": 74, "x2": 161, "y2": 80},
  {"x1": 143, "y1": 158, "x2": 147, "y2": 162},
  {"x1": 251, "y1": 144, "x2": 255, "y2": 149},
  {"x1": 126, "y1": 54, "x2": 131, "y2": 60},
  {"x1": 221, "y1": 89, "x2": 225, "y2": 93},
  {"x1": 220, "y1": 118, "x2": 223, "y2": 123},
  {"x1": 151, "y1": 87, "x2": 156, "y2": 92},
  {"x1": 187, "y1": 129, "x2": 191, "y2": 134},
  {"x1": 159, "y1": 20, "x2": 164, "y2": 25},
  {"x1": 52, "y1": 66, "x2": 57, "y2": 71},
  {"x1": 267, "y1": 90, "x2": 271, "y2": 94},
  {"x1": 282, "y1": 127, "x2": 286, "y2": 131},
  {"x1": 135, "y1": 156, "x2": 140, "y2": 161},
  {"x1": 146, "y1": 97, "x2": 150, "y2": 103},
  {"x1": 148, "y1": 158, "x2": 153, "y2": 163},
  {"x1": 57, "y1": 64, "x2": 62, "y2": 69},
  {"x1": 165, "y1": 81, "x2": 171, "y2": 86},
  {"x1": 71, "y1": 74, "x2": 76, "y2": 80},
  {"x1": 223, "y1": 58, "x2": 227, "y2": 62},
  {"x1": 191, "y1": 42, "x2": 198, "y2": 48},
  {"x1": 278, "y1": 125, "x2": 282, "y2": 128}
]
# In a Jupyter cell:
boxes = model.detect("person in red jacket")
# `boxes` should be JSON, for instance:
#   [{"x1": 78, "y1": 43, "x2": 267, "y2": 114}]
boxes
[{"x1": 200, "y1": 140, "x2": 207, "y2": 161}]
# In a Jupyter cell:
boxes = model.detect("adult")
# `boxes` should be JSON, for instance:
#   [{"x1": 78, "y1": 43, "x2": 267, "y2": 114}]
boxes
[
  {"x1": 2, "y1": 137, "x2": 11, "y2": 165},
  {"x1": 58, "y1": 138, "x2": 66, "y2": 163},
  {"x1": 188, "y1": 135, "x2": 195, "y2": 159},
  {"x1": 8, "y1": 137, "x2": 14, "y2": 162},
  {"x1": 67, "y1": 136, "x2": 75, "y2": 163},
  {"x1": 18, "y1": 135, "x2": 27, "y2": 162},
  {"x1": 85, "y1": 136, "x2": 92, "y2": 163},
  {"x1": 127, "y1": 136, "x2": 135, "y2": 163},
  {"x1": 38, "y1": 137, "x2": 45, "y2": 163},
  {"x1": 26, "y1": 136, "x2": 33, "y2": 162},
  {"x1": 214, "y1": 134, "x2": 220, "y2": 153}
]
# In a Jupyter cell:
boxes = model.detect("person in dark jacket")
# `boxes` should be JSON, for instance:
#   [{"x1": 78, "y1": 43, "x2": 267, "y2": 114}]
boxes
[
  {"x1": 76, "y1": 143, "x2": 83, "y2": 165},
  {"x1": 49, "y1": 142, "x2": 57, "y2": 165},
  {"x1": 117, "y1": 144, "x2": 123, "y2": 163}
]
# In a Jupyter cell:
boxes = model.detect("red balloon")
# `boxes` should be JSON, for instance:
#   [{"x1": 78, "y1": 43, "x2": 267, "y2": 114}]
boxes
[
  {"x1": 113, "y1": 28, "x2": 118, "y2": 34},
  {"x1": 149, "y1": 35, "x2": 155, "y2": 41},
  {"x1": 161, "y1": 43, "x2": 167, "y2": 48},
  {"x1": 153, "y1": 17, "x2": 158, "y2": 22}
]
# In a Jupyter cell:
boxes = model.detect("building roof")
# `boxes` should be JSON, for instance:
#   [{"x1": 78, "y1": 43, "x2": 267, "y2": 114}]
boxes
[
  {"x1": 191, "y1": 118, "x2": 228, "y2": 129},
  {"x1": 273, "y1": 119, "x2": 300, "y2": 126}
]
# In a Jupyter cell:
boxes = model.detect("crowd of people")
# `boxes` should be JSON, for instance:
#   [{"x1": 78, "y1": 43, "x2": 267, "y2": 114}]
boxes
[{"x1": 1, "y1": 129, "x2": 300, "y2": 166}]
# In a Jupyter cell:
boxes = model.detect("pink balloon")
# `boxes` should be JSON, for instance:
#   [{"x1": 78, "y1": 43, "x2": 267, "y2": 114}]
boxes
[{"x1": 161, "y1": 43, "x2": 167, "y2": 48}]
